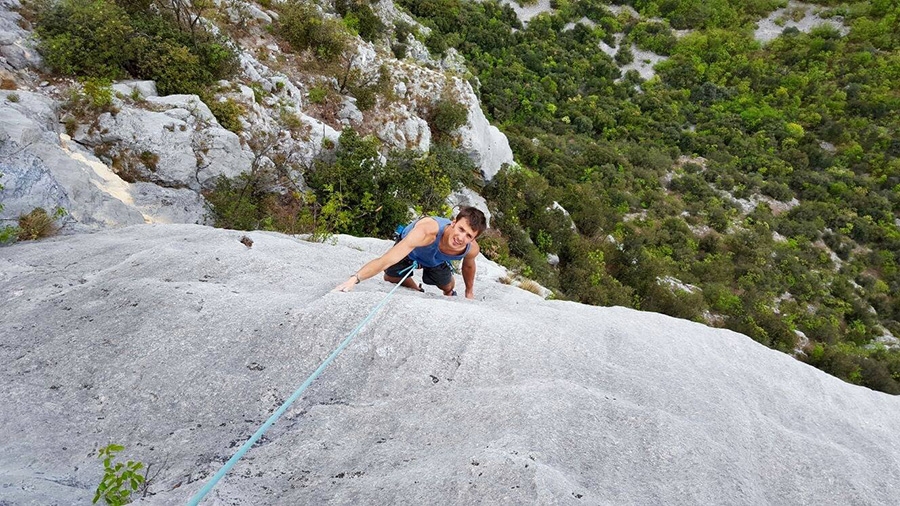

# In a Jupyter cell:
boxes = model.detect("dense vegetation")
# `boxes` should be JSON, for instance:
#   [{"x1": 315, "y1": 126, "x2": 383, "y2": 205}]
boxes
[
  {"x1": 398, "y1": 0, "x2": 900, "y2": 393},
  {"x1": 205, "y1": 128, "x2": 480, "y2": 238},
  {"x1": 33, "y1": 0, "x2": 238, "y2": 95}
]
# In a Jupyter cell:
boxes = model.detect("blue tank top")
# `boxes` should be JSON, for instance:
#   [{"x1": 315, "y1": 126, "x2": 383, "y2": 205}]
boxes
[{"x1": 401, "y1": 217, "x2": 470, "y2": 268}]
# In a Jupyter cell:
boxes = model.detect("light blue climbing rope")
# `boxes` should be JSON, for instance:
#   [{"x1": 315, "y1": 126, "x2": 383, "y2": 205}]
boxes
[{"x1": 188, "y1": 262, "x2": 418, "y2": 506}]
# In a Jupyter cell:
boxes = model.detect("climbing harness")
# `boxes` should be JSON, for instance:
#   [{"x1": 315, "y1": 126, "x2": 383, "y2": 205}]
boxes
[{"x1": 187, "y1": 261, "x2": 418, "y2": 506}]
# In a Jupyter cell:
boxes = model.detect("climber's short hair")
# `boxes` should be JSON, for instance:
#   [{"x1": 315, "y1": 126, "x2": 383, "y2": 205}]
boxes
[{"x1": 455, "y1": 206, "x2": 487, "y2": 238}]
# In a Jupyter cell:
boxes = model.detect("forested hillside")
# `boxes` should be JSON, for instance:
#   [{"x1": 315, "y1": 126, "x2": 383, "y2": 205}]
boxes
[{"x1": 399, "y1": 0, "x2": 900, "y2": 393}]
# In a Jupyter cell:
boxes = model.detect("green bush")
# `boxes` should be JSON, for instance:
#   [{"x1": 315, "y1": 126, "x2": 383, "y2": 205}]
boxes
[
  {"x1": 205, "y1": 174, "x2": 266, "y2": 231},
  {"x1": 82, "y1": 78, "x2": 113, "y2": 108},
  {"x1": 206, "y1": 97, "x2": 244, "y2": 133},
  {"x1": 309, "y1": 130, "x2": 401, "y2": 236},
  {"x1": 37, "y1": 0, "x2": 134, "y2": 79},
  {"x1": 34, "y1": 0, "x2": 236, "y2": 95},
  {"x1": 130, "y1": 38, "x2": 209, "y2": 95},
  {"x1": 93, "y1": 444, "x2": 144, "y2": 506},
  {"x1": 627, "y1": 21, "x2": 676, "y2": 56},
  {"x1": 429, "y1": 96, "x2": 469, "y2": 138},
  {"x1": 277, "y1": 1, "x2": 348, "y2": 63},
  {"x1": 336, "y1": 0, "x2": 385, "y2": 42},
  {"x1": 308, "y1": 85, "x2": 329, "y2": 104},
  {"x1": 614, "y1": 44, "x2": 634, "y2": 65}
]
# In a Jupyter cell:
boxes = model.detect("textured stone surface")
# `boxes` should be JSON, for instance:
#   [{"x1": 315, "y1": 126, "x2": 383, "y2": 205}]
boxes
[
  {"x1": 755, "y1": 1, "x2": 848, "y2": 43},
  {"x1": 0, "y1": 91, "x2": 207, "y2": 230},
  {"x1": 111, "y1": 81, "x2": 159, "y2": 99},
  {"x1": 390, "y1": 64, "x2": 514, "y2": 180},
  {"x1": 1, "y1": 225, "x2": 899, "y2": 505},
  {"x1": 0, "y1": 0, "x2": 42, "y2": 70},
  {"x1": 77, "y1": 95, "x2": 253, "y2": 190},
  {"x1": 451, "y1": 77, "x2": 514, "y2": 180},
  {"x1": 376, "y1": 103, "x2": 431, "y2": 152}
]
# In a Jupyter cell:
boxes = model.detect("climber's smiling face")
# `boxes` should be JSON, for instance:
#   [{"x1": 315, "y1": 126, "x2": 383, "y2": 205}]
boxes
[{"x1": 444, "y1": 218, "x2": 478, "y2": 252}]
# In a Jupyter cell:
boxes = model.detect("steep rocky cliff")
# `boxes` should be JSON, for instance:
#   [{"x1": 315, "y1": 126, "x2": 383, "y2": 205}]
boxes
[{"x1": 0, "y1": 0, "x2": 510, "y2": 232}]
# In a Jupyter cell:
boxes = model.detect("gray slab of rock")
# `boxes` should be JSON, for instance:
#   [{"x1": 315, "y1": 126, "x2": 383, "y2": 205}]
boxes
[
  {"x1": 129, "y1": 182, "x2": 209, "y2": 225},
  {"x1": 338, "y1": 96, "x2": 363, "y2": 125},
  {"x1": 145, "y1": 94, "x2": 217, "y2": 124},
  {"x1": 81, "y1": 97, "x2": 253, "y2": 190},
  {"x1": 1, "y1": 224, "x2": 899, "y2": 505},
  {"x1": 0, "y1": 138, "x2": 72, "y2": 227},
  {"x1": 0, "y1": 89, "x2": 58, "y2": 143},
  {"x1": 0, "y1": 0, "x2": 42, "y2": 70},
  {"x1": 112, "y1": 80, "x2": 159, "y2": 99},
  {"x1": 377, "y1": 103, "x2": 431, "y2": 152},
  {"x1": 0, "y1": 91, "x2": 147, "y2": 230}
]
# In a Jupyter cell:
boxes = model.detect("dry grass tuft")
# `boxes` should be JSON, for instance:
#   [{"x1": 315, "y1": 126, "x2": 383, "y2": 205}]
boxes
[
  {"x1": 17, "y1": 208, "x2": 58, "y2": 241},
  {"x1": 517, "y1": 279, "x2": 543, "y2": 295}
]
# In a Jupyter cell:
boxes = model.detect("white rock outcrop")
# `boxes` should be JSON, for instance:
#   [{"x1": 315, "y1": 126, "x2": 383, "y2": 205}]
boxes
[
  {"x1": 0, "y1": 90, "x2": 208, "y2": 229},
  {"x1": 755, "y1": 1, "x2": 848, "y2": 44},
  {"x1": 389, "y1": 62, "x2": 514, "y2": 180},
  {"x1": 377, "y1": 103, "x2": 431, "y2": 152},
  {"x1": 451, "y1": 77, "x2": 515, "y2": 180},
  {"x1": 75, "y1": 94, "x2": 254, "y2": 190},
  {"x1": 0, "y1": 0, "x2": 42, "y2": 70}
]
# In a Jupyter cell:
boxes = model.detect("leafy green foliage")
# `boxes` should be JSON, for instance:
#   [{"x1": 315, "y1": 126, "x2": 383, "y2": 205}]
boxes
[
  {"x1": 277, "y1": 1, "x2": 348, "y2": 63},
  {"x1": 205, "y1": 130, "x2": 477, "y2": 240},
  {"x1": 206, "y1": 97, "x2": 244, "y2": 133},
  {"x1": 336, "y1": 0, "x2": 385, "y2": 42},
  {"x1": 34, "y1": 0, "x2": 237, "y2": 95},
  {"x1": 307, "y1": 129, "x2": 469, "y2": 237},
  {"x1": 93, "y1": 444, "x2": 145, "y2": 506},
  {"x1": 626, "y1": 21, "x2": 676, "y2": 56},
  {"x1": 401, "y1": 0, "x2": 900, "y2": 393},
  {"x1": 37, "y1": 0, "x2": 134, "y2": 79},
  {"x1": 428, "y1": 96, "x2": 469, "y2": 139}
]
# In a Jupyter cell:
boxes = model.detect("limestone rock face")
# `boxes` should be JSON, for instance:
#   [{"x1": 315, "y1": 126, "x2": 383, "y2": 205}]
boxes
[
  {"x1": 383, "y1": 63, "x2": 514, "y2": 179},
  {"x1": 377, "y1": 102, "x2": 431, "y2": 152},
  {"x1": 76, "y1": 95, "x2": 254, "y2": 190},
  {"x1": 111, "y1": 80, "x2": 159, "y2": 99},
  {"x1": 2, "y1": 225, "x2": 899, "y2": 505},
  {"x1": 451, "y1": 77, "x2": 514, "y2": 180},
  {"x1": 0, "y1": 90, "x2": 208, "y2": 229},
  {"x1": 0, "y1": 0, "x2": 42, "y2": 70},
  {"x1": 232, "y1": 50, "x2": 340, "y2": 170}
]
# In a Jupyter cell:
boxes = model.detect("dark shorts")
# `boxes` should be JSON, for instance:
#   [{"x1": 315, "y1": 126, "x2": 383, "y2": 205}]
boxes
[{"x1": 385, "y1": 256, "x2": 453, "y2": 287}]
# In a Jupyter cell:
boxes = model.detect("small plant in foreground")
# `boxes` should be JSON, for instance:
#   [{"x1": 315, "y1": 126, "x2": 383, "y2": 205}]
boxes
[
  {"x1": 93, "y1": 444, "x2": 145, "y2": 505},
  {"x1": 17, "y1": 207, "x2": 62, "y2": 241}
]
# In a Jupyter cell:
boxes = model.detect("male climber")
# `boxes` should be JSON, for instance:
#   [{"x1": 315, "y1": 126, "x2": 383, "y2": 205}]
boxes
[{"x1": 334, "y1": 207, "x2": 487, "y2": 299}]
